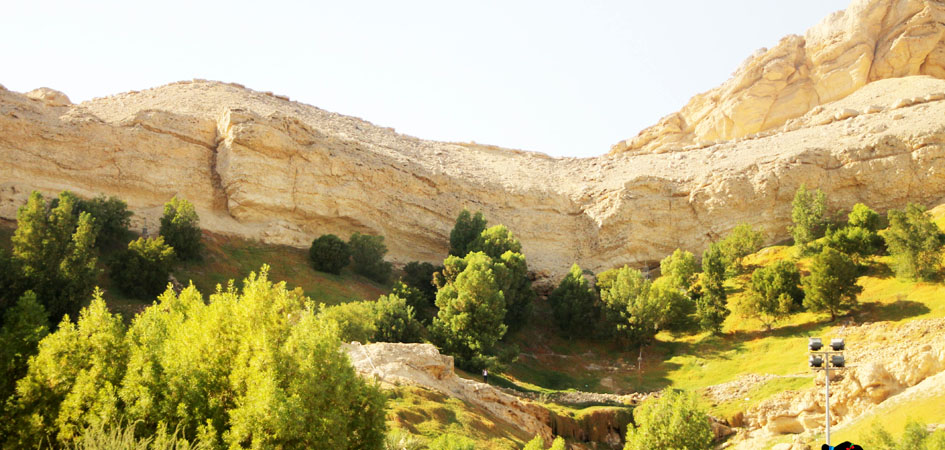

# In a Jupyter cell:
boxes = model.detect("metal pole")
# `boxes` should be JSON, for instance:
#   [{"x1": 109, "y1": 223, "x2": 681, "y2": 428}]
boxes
[{"x1": 825, "y1": 360, "x2": 830, "y2": 447}]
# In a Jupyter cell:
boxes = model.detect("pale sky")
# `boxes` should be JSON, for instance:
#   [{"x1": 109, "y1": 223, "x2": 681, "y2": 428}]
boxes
[{"x1": 2, "y1": 1, "x2": 850, "y2": 158}]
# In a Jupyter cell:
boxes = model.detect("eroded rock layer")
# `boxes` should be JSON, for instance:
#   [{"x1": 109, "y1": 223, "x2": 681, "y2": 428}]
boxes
[
  {"x1": 3, "y1": 73, "x2": 945, "y2": 275},
  {"x1": 612, "y1": 0, "x2": 945, "y2": 155}
]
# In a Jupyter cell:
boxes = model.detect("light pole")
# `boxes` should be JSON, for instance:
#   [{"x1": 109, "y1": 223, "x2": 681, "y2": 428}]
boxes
[{"x1": 808, "y1": 337, "x2": 846, "y2": 447}]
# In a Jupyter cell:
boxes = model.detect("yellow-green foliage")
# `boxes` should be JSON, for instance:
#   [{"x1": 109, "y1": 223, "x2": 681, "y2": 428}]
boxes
[{"x1": 5, "y1": 268, "x2": 387, "y2": 449}]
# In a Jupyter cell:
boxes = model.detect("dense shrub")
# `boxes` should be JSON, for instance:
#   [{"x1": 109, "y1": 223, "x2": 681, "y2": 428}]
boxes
[
  {"x1": 350, "y1": 232, "x2": 393, "y2": 283},
  {"x1": 309, "y1": 233, "x2": 351, "y2": 274},
  {"x1": 0, "y1": 292, "x2": 48, "y2": 427},
  {"x1": 11, "y1": 191, "x2": 98, "y2": 323},
  {"x1": 659, "y1": 249, "x2": 698, "y2": 290},
  {"x1": 159, "y1": 197, "x2": 202, "y2": 261},
  {"x1": 624, "y1": 390, "x2": 714, "y2": 450},
  {"x1": 883, "y1": 203, "x2": 944, "y2": 280},
  {"x1": 802, "y1": 247, "x2": 862, "y2": 320},
  {"x1": 865, "y1": 419, "x2": 945, "y2": 450},
  {"x1": 848, "y1": 202, "x2": 881, "y2": 231},
  {"x1": 76, "y1": 194, "x2": 133, "y2": 248},
  {"x1": 448, "y1": 209, "x2": 487, "y2": 257},
  {"x1": 427, "y1": 433, "x2": 476, "y2": 450},
  {"x1": 548, "y1": 264, "x2": 598, "y2": 338},
  {"x1": 824, "y1": 225, "x2": 880, "y2": 263},
  {"x1": 318, "y1": 301, "x2": 378, "y2": 343},
  {"x1": 5, "y1": 269, "x2": 388, "y2": 448},
  {"x1": 374, "y1": 293, "x2": 424, "y2": 343},
  {"x1": 111, "y1": 236, "x2": 175, "y2": 299},
  {"x1": 402, "y1": 261, "x2": 440, "y2": 306},
  {"x1": 790, "y1": 184, "x2": 827, "y2": 247},
  {"x1": 391, "y1": 281, "x2": 432, "y2": 323},
  {"x1": 431, "y1": 252, "x2": 507, "y2": 369}
]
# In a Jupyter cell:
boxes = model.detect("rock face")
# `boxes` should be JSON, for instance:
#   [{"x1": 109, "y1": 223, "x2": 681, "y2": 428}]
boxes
[
  {"x1": 611, "y1": 0, "x2": 945, "y2": 154},
  {"x1": 740, "y1": 318, "x2": 945, "y2": 439},
  {"x1": 4, "y1": 1, "x2": 945, "y2": 276},
  {"x1": 343, "y1": 342, "x2": 554, "y2": 443},
  {"x1": 4, "y1": 75, "x2": 945, "y2": 276}
]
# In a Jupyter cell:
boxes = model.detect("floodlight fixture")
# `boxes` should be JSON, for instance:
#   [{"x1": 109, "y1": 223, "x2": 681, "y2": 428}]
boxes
[
  {"x1": 809, "y1": 337, "x2": 823, "y2": 351},
  {"x1": 831, "y1": 338, "x2": 845, "y2": 351},
  {"x1": 831, "y1": 355, "x2": 845, "y2": 368},
  {"x1": 809, "y1": 355, "x2": 824, "y2": 368}
]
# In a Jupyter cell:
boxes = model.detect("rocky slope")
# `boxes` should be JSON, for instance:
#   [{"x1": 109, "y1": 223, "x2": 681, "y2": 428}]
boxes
[
  {"x1": 3, "y1": 0, "x2": 945, "y2": 276},
  {"x1": 611, "y1": 0, "x2": 945, "y2": 154}
]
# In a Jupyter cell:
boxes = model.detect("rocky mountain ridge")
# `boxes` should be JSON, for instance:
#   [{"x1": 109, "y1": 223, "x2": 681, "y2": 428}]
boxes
[{"x1": 3, "y1": 0, "x2": 945, "y2": 275}]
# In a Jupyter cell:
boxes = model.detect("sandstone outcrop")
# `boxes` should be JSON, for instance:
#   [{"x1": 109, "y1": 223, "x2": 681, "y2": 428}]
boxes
[
  {"x1": 611, "y1": 0, "x2": 945, "y2": 154},
  {"x1": 733, "y1": 317, "x2": 945, "y2": 448},
  {"x1": 344, "y1": 342, "x2": 554, "y2": 443},
  {"x1": 4, "y1": 75, "x2": 945, "y2": 276}
]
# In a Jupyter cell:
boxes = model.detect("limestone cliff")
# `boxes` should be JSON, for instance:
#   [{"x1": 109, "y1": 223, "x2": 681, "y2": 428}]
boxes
[
  {"x1": 3, "y1": 73, "x2": 945, "y2": 276},
  {"x1": 611, "y1": 0, "x2": 945, "y2": 154},
  {"x1": 4, "y1": 1, "x2": 945, "y2": 275}
]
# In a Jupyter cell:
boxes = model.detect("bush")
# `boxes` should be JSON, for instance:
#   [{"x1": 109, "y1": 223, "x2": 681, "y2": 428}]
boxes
[
  {"x1": 349, "y1": 232, "x2": 393, "y2": 283},
  {"x1": 391, "y1": 281, "x2": 433, "y2": 323},
  {"x1": 448, "y1": 209, "x2": 487, "y2": 257},
  {"x1": 11, "y1": 191, "x2": 98, "y2": 323},
  {"x1": 802, "y1": 247, "x2": 862, "y2": 321},
  {"x1": 824, "y1": 225, "x2": 879, "y2": 263},
  {"x1": 883, "y1": 203, "x2": 944, "y2": 280},
  {"x1": 402, "y1": 261, "x2": 440, "y2": 306},
  {"x1": 111, "y1": 237, "x2": 175, "y2": 299},
  {"x1": 624, "y1": 390, "x2": 714, "y2": 450},
  {"x1": 597, "y1": 266, "x2": 672, "y2": 345},
  {"x1": 548, "y1": 264, "x2": 598, "y2": 338},
  {"x1": 77, "y1": 194, "x2": 133, "y2": 248},
  {"x1": 523, "y1": 435, "x2": 566, "y2": 450},
  {"x1": 660, "y1": 249, "x2": 698, "y2": 290},
  {"x1": 6, "y1": 268, "x2": 388, "y2": 449},
  {"x1": 374, "y1": 293, "x2": 424, "y2": 343},
  {"x1": 790, "y1": 184, "x2": 827, "y2": 247},
  {"x1": 865, "y1": 419, "x2": 945, "y2": 450},
  {"x1": 428, "y1": 433, "x2": 476, "y2": 450},
  {"x1": 0, "y1": 292, "x2": 48, "y2": 426},
  {"x1": 318, "y1": 301, "x2": 378, "y2": 343},
  {"x1": 848, "y1": 202, "x2": 881, "y2": 231},
  {"x1": 431, "y1": 252, "x2": 507, "y2": 369},
  {"x1": 309, "y1": 234, "x2": 351, "y2": 274},
  {"x1": 159, "y1": 197, "x2": 202, "y2": 261}
]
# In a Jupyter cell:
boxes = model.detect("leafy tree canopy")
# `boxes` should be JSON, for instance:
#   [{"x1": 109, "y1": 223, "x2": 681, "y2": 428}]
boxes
[{"x1": 448, "y1": 209, "x2": 487, "y2": 257}]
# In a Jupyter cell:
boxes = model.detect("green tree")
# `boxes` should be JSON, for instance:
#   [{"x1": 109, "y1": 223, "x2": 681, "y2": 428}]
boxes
[
  {"x1": 110, "y1": 236, "x2": 175, "y2": 299},
  {"x1": 848, "y1": 203, "x2": 881, "y2": 232},
  {"x1": 660, "y1": 249, "x2": 698, "y2": 290},
  {"x1": 373, "y1": 293, "x2": 424, "y2": 343},
  {"x1": 428, "y1": 433, "x2": 476, "y2": 450},
  {"x1": 790, "y1": 184, "x2": 827, "y2": 247},
  {"x1": 402, "y1": 261, "x2": 441, "y2": 307},
  {"x1": 745, "y1": 260, "x2": 803, "y2": 321},
  {"x1": 469, "y1": 225, "x2": 522, "y2": 259},
  {"x1": 718, "y1": 224, "x2": 764, "y2": 275},
  {"x1": 0, "y1": 248, "x2": 17, "y2": 315},
  {"x1": 824, "y1": 225, "x2": 879, "y2": 264},
  {"x1": 12, "y1": 191, "x2": 98, "y2": 323},
  {"x1": 523, "y1": 435, "x2": 566, "y2": 450},
  {"x1": 597, "y1": 266, "x2": 679, "y2": 346},
  {"x1": 548, "y1": 264, "x2": 598, "y2": 338},
  {"x1": 448, "y1": 209, "x2": 487, "y2": 257},
  {"x1": 349, "y1": 232, "x2": 393, "y2": 283},
  {"x1": 883, "y1": 203, "x2": 944, "y2": 280},
  {"x1": 8, "y1": 292, "x2": 126, "y2": 448},
  {"x1": 159, "y1": 196, "x2": 202, "y2": 261},
  {"x1": 802, "y1": 247, "x2": 862, "y2": 320},
  {"x1": 0, "y1": 292, "x2": 48, "y2": 425},
  {"x1": 697, "y1": 243, "x2": 729, "y2": 334},
  {"x1": 77, "y1": 194, "x2": 133, "y2": 248},
  {"x1": 431, "y1": 252, "x2": 507, "y2": 369},
  {"x1": 309, "y1": 233, "x2": 351, "y2": 274},
  {"x1": 624, "y1": 390, "x2": 714, "y2": 450},
  {"x1": 119, "y1": 269, "x2": 387, "y2": 448},
  {"x1": 391, "y1": 281, "x2": 433, "y2": 323},
  {"x1": 492, "y1": 250, "x2": 535, "y2": 331}
]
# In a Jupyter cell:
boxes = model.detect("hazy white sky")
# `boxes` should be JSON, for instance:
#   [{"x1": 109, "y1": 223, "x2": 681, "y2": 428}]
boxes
[{"x1": 2, "y1": 1, "x2": 850, "y2": 157}]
